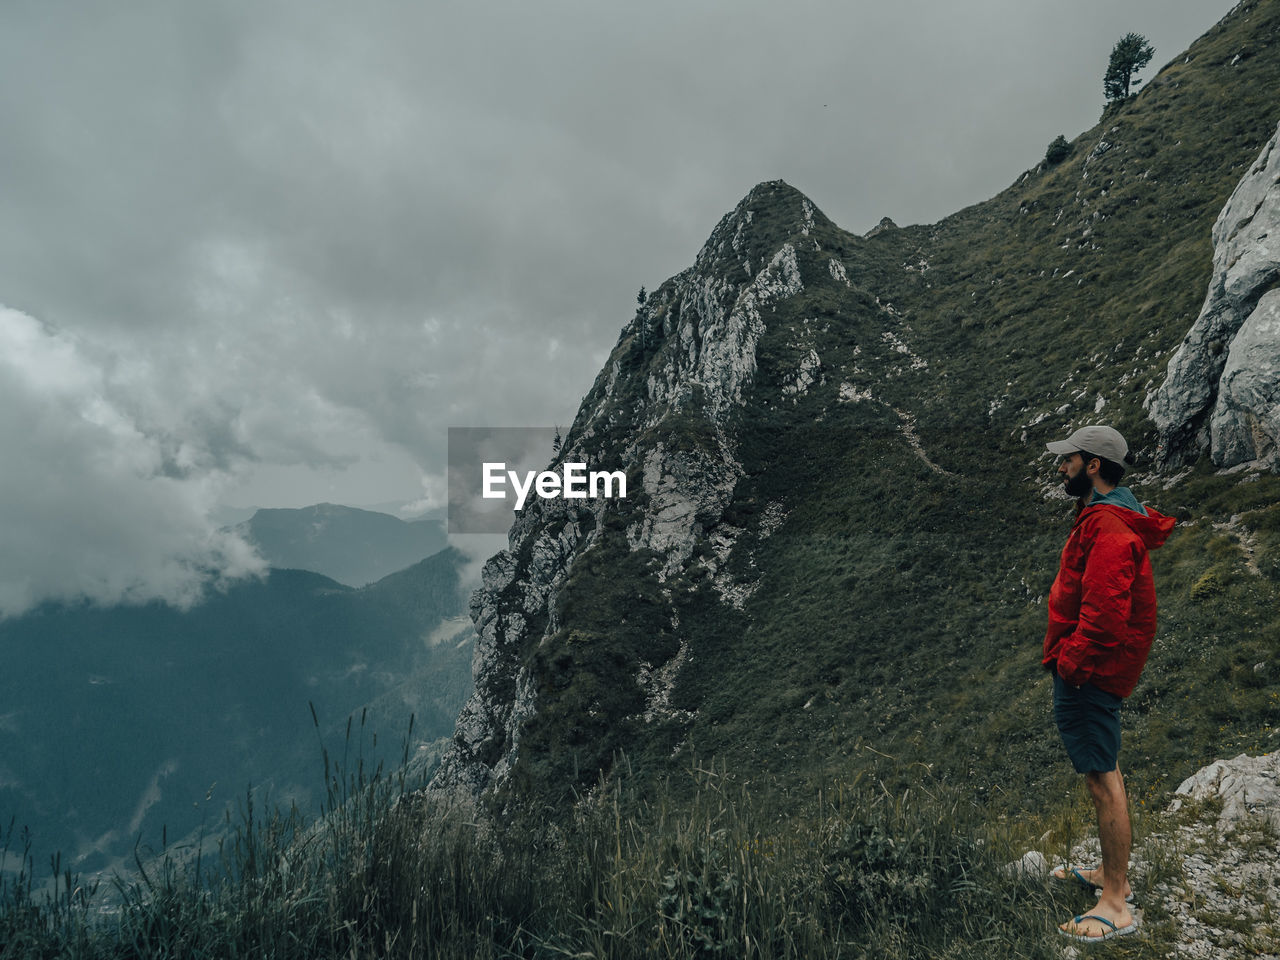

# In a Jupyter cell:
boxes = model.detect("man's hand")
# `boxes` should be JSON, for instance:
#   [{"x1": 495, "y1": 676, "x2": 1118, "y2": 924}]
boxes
[{"x1": 1056, "y1": 646, "x2": 1090, "y2": 688}]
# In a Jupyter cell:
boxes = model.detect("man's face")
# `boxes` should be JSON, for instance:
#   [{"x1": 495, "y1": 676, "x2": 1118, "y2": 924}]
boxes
[{"x1": 1058, "y1": 452, "x2": 1096, "y2": 497}]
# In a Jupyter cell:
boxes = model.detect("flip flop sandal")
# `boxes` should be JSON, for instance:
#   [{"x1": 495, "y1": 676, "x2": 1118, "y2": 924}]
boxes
[
  {"x1": 1052, "y1": 865, "x2": 1099, "y2": 892},
  {"x1": 1058, "y1": 913, "x2": 1140, "y2": 942}
]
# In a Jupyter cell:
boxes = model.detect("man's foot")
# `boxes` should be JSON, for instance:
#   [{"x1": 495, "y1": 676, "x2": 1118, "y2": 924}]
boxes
[
  {"x1": 1051, "y1": 864, "x2": 1134, "y2": 903},
  {"x1": 1057, "y1": 909, "x2": 1139, "y2": 942}
]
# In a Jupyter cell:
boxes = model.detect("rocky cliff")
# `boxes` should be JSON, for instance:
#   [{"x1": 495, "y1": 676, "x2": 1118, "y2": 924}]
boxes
[
  {"x1": 431, "y1": 182, "x2": 855, "y2": 799},
  {"x1": 1151, "y1": 120, "x2": 1280, "y2": 469}
]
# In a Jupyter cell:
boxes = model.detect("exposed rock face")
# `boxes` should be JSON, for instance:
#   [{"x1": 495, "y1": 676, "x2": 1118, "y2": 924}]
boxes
[
  {"x1": 1150, "y1": 121, "x2": 1280, "y2": 468},
  {"x1": 429, "y1": 182, "x2": 822, "y2": 800},
  {"x1": 1169, "y1": 751, "x2": 1280, "y2": 834},
  {"x1": 1211, "y1": 292, "x2": 1280, "y2": 467},
  {"x1": 1153, "y1": 753, "x2": 1280, "y2": 958}
]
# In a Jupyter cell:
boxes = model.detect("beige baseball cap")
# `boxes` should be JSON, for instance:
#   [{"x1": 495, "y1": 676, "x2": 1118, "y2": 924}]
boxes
[{"x1": 1045, "y1": 425, "x2": 1129, "y2": 464}]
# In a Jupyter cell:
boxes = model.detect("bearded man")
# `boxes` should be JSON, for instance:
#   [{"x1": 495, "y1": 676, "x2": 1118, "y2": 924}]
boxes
[{"x1": 1041, "y1": 425, "x2": 1174, "y2": 943}]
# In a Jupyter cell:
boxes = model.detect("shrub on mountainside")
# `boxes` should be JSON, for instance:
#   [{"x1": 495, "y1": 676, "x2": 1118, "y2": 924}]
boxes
[{"x1": 1044, "y1": 134, "x2": 1071, "y2": 165}]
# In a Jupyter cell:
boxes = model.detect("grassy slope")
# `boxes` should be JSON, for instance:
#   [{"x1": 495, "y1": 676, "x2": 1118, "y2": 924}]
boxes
[
  {"x1": 671, "y1": 0, "x2": 1280, "y2": 809},
  {"x1": 505, "y1": 0, "x2": 1280, "y2": 817}
]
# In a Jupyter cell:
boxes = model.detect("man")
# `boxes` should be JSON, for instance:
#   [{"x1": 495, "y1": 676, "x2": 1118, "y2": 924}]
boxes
[{"x1": 1041, "y1": 425, "x2": 1174, "y2": 943}]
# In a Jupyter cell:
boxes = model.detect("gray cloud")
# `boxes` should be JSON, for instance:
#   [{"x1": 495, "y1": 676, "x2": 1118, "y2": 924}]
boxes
[
  {"x1": 0, "y1": 306, "x2": 265, "y2": 616},
  {"x1": 0, "y1": 0, "x2": 1237, "y2": 614}
]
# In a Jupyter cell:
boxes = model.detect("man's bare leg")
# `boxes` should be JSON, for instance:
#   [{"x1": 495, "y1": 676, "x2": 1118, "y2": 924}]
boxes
[
  {"x1": 1052, "y1": 767, "x2": 1134, "y2": 899},
  {"x1": 1059, "y1": 767, "x2": 1136, "y2": 937}
]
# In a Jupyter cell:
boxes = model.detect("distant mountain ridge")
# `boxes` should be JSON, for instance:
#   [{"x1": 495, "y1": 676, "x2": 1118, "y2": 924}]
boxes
[
  {"x1": 232, "y1": 503, "x2": 447, "y2": 586},
  {"x1": 0, "y1": 545, "x2": 474, "y2": 877}
]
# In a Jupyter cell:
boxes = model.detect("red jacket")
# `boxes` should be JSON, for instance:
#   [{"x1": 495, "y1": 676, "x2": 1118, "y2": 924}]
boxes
[{"x1": 1043, "y1": 502, "x2": 1175, "y2": 698}]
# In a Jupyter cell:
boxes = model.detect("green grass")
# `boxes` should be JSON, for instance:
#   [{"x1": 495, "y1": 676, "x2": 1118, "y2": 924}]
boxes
[
  {"x1": 7, "y1": 723, "x2": 1275, "y2": 959},
  {"x1": 2, "y1": 745, "x2": 1101, "y2": 960}
]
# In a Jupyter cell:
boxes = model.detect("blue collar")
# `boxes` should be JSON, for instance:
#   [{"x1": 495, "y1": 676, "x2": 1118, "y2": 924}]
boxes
[{"x1": 1089, "y1": 486, "x2": 1148, "y2": 516}]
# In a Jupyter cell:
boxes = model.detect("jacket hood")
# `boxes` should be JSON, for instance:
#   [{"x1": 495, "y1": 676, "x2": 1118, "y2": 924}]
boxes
[{"x1": 1085, "y1": 503, "x2": 1176, "y2": 550}]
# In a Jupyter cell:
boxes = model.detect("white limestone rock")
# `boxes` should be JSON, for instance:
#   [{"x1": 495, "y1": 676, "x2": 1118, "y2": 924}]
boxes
[
  {"x1": 1209, "y1": 290, "x2": 1280, "y2": 466},
  {"x1": 1003, "y1": 849, "x2": 1049, "y2": 878},
  {"x1": 1170, "y1": 752, "x2": 1280, "y2": 833},
  {"x1": 781, "y1": 348, "x2": 821, "y2": 400},
  {"x1": 1150, "y1": 121, "x2": 1280, "y2": 468},
  {"x1": 628, "y1": 439, "x2": 741, "y2": 579}
]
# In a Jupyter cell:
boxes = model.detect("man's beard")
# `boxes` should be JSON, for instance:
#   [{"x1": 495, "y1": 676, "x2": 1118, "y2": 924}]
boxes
[{"x1": 1063, "y1": 470, "x2": 1093, "y2": 498}]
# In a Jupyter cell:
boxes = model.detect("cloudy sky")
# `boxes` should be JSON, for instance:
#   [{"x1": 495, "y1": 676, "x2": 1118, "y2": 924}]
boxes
[{"x1": 0, "y1": 0, "x2": 1240, "y2": 615}]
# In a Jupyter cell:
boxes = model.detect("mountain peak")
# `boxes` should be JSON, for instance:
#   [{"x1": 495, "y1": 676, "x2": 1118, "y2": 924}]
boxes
[
  {"x1": 865, "y1": 216, "x2": 899, "y2": 238},
  {"x1": 742, "y1": 178, "x2": 811, "y2": 207},
  {"x1": 695, "y1": 179, "x2": 832, "y2": 276}
]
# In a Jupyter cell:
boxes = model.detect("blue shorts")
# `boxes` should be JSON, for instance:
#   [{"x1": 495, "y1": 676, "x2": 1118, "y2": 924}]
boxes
[{"x1": 1053, "y1": 672, "x2": 1122, "y2": 774}]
